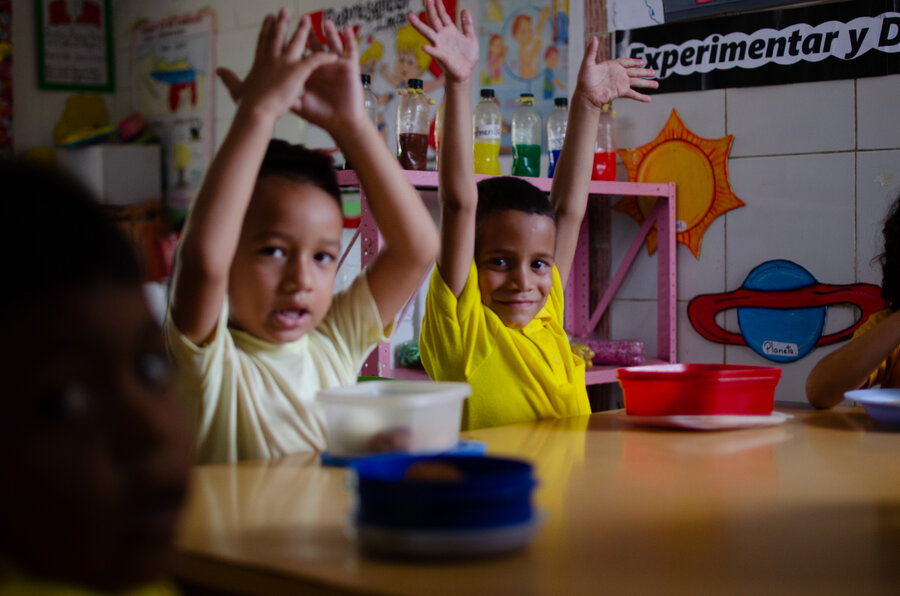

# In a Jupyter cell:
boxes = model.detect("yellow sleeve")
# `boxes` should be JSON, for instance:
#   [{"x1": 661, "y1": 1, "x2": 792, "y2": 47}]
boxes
[{"x1": 420, "y1": 262, "x2": 495, "y2": 381}]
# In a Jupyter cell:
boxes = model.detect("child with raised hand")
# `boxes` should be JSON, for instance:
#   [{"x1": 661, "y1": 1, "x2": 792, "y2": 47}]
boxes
[
  {"x1": 410, "y1": 0, "x2": 656, "y2": 430},
  {"x1": 167, "y1": 9, "x2": 439, "y2": 463},
  {"x1": 806, "y1": 193, "x2": 900, "y2": 409},
  {"x1": 0, "y1": 160, "x2": 191, "y2": 595}
]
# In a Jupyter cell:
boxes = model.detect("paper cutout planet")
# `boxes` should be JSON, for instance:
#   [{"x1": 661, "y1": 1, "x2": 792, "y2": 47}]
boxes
[{"x1": 688, "y1": 260, "x2": 883, "y2": 362}]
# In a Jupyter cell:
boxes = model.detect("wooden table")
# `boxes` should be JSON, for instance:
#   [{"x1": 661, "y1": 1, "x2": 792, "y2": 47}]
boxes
[{"x1": 174, "y1": 407, "x2": 900, "y2": 595}]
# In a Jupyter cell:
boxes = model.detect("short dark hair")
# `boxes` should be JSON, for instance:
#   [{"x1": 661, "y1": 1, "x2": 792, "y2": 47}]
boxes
[
  {"x1": 0, "y1": 159, "x2": 141, "y2": 311},
  {"x1": 475, "y1": 176, "x2": 555, "y2": 244},
  {"x1": 878, "y1": 193, "x2": 900, "y2": 311},
  {"x1": 258, "y1": 140, "x2": 341, "y2": 207}
]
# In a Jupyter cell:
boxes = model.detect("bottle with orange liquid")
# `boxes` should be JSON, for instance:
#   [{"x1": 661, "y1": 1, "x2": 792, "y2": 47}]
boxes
[
  {"x1": 591, "y1": 103, "x2": 616, "y2": 181},
  {"x1": 472, "y1": 89, "x2": 502, "y2": 175}
]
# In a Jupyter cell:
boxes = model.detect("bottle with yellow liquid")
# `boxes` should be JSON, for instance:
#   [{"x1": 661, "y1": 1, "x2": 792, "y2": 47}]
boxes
[{"x1": 472, "y1": 88, "x2": 501, "y2": 175}]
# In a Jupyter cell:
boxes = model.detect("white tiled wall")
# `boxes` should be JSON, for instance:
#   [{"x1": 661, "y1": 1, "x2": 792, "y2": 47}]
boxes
[{"x1": 611, "y1": 74, "x2": 900, "y2": 404}]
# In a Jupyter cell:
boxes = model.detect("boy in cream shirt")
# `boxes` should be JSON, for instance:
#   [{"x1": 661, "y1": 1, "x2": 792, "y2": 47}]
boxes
[{"x1": 166, "y1": 10, "x2": 438, "y2": 462}]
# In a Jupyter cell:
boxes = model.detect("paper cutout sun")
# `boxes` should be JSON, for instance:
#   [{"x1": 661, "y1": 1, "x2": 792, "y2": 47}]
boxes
[{"x1": 615, "y1": 109, "x2": 744, "y2": 258}]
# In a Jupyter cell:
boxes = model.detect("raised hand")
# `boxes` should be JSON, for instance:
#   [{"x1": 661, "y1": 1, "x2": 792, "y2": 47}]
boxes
[
  {"x1": 407, "y1": 0, "x2": 478, "y2": 83},
  {"x1": 233, "y1": 10, "x2": 337, "y2": 119},
  {"x1": 576, "y1": 36, "x2": 658, "y2": 106},
  {"x1": 297, "y1": 19, "x2": 366, "y2": 132}
]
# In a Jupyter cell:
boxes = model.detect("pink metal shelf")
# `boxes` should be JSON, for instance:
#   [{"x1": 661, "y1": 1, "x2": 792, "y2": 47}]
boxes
[{"x1": 336, "y1": 169, "x2": 677, "y2": 384}]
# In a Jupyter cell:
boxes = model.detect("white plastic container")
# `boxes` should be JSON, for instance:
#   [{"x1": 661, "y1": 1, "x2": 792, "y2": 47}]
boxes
[{"x1": 317, "y1": 381, "x2": 470, "y2": 458}]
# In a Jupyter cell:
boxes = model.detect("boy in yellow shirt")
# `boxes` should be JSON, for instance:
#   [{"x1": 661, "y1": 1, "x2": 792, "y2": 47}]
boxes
[
  {"x1": 410, "y1": 0, "x2": 656, "y2": 429},
  {"x1": 166, "y1": 10, "x2": 438, "y2": 462}
]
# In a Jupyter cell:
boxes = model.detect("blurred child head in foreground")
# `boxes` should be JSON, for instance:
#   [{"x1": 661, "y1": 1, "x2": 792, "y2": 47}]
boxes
[{"x1": 0, "y1": 160, "x2": 192, "y2": 591}]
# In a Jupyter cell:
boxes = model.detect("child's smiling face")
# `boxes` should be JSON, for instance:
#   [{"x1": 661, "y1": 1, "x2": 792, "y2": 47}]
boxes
[
  {"x1": 228, "y1": 177, "x2": 344, "y2": 344},
  {"x1": 476, "y1": 210, "x2": 557, "y2": 329},
  {"x1": 1, "y1": 283, "x2": 192, "y2": 590}
]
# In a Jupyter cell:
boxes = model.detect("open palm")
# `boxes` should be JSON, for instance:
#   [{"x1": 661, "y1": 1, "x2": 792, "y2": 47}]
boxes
[
  {"x1": 408, "y1": 0, "x2": 478, "y2": 83},
  {"x1": 577, "y1": 37, "x2": 658, "y2": 106}
]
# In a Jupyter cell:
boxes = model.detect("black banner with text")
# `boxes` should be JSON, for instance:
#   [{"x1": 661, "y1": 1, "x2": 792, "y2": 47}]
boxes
[{"x1": 616, "y1": 0, "x2": 900, "y2": 93}]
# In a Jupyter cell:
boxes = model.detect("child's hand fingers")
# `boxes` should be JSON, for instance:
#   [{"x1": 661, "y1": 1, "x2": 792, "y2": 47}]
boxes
[
  {"x1": 323, "y1": 20, "x2": 343, "y2": 55},
  {"x1": 629, "y1": 73, "x2": 659, "y2": 86},
  {"x1": 406, "y1": 12, "x2": 436, "y2": 44},
  {"x1": 460, "y1": 9, "x2": 475, "y2": 39},
  {"x1": 216, "y1": 67, "x2": 243, "y2": 101},
  {"x1": 583, "y1": 36, "x2": 600, "y2": 65},
  {"x1": 270, "y1": 8, "x2": 290, "y2": 57},
  {"x1": 255, "y1": 14, "x2": 273, "y2": 62},
  {"x1": 308, "y1": 29, "x2": 325, "y2": 53},
  {"x1": 623, "y1": 89, "x2": 652, "y2": 103},
  {"x1": 342, "y1": 25, "x2": 359, "y2": 63},
  {"x1": 285, "y1": 14, "x2": 311, "y2": 60},
  {"x1": 613, "y1": 57, "x2": 646, "y2": 69},
  {"x1": 424, "y1": 0, "x2": 442, "y2": 30},
  {"x1": 434, "y1": 0, "x2": 454, "y2": 28}
]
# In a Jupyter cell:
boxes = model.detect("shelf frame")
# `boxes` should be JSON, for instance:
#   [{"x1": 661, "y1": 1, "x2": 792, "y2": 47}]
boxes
[{"x1": 336, "y1": 169, "x2": 677, "y2": 384}]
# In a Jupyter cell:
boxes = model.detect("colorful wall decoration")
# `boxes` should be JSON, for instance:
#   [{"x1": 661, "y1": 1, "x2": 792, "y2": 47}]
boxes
[
  {"x1": 132, "y1": 12, "x2": 216, "y2": 216},
  {"x1": 615, "y1": 109, "x2": 743, "y2": 258},
  {"x1": 0, "y1": 0, "x2": 11, "y2": 158},
  {"x1": 306, "y1": 0, "x2": 455, "y2": 162},
  {"x1": 476, "y1": 0, "x2": 569, "y2": 149},
  {"x1": 688, "y1": 259, "x2": 884, "y2": 363}
]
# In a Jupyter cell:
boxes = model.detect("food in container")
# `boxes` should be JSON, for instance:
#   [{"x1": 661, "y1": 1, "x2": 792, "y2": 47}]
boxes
[{"x1": 316, "y1": 381, "x2": 470, "y2": 458}]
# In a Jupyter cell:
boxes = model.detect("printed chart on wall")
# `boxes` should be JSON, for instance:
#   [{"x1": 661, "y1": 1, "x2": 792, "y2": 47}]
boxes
[
  {"x1": 36, "y1": 0, "x2": 113, "y2": 91},
  {"x1": 477, "y1": 0, "x2": 569, "y2": 148},
  {"x1": 306, "y1": 0, "x2": 454, "y2": 164},
  {"x1": 132, "y1": 12, "x2": 215, "y2": 216},
  {"x1": 0, "y1": 0, "x2": 11, "y2": 158}
]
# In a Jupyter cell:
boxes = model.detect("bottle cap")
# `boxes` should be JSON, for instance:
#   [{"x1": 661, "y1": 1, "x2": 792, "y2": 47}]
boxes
[
  {"x1": 361, "y1": 73, "x2": 371, "y2": 85},
  {"x1": 554, "y1": 97, "x2": 568, "y2": 107},
  {"x1": 480, "y1": 88, "x2": 495, "y2": 98},
  {"x1": 520, "y1": 93, "x2": 534, "y2": 98},
  {"x1": 408, "y1": 78, "x2": 423, "y2": 89}
]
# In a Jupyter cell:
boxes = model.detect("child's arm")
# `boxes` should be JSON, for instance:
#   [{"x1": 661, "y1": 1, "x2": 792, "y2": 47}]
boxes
[
  {"x1": 408, "y1": 0, "x2": 480, "y2": 297},
  {"x1": 302, "y1": 21, "x2": 440, "y2": 325},
  {"x1": 806, "y1": 310, "x2": 900, "y2": 408},
  {"x1": 550, "y1": 39, "x2": 657, "y2": 288},
  {"x1": 170, "y1": 11, "x2": 336, "y2": 344}
]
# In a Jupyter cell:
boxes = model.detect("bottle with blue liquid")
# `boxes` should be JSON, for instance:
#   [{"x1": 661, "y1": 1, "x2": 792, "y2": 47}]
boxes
[{"x1": 546, "y1": 97, "x2": 568, "y2": 178}]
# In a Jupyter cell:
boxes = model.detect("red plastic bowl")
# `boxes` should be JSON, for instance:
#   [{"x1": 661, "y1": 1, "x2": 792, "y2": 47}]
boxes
[{"x1": 617, "y1": 364, "x2": 782, "y2": 416}]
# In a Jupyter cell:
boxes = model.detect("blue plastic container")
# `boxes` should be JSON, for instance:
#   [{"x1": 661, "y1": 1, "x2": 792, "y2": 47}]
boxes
[{"x1": 350, "y1": 455, "x2": 536, "y2": 531}]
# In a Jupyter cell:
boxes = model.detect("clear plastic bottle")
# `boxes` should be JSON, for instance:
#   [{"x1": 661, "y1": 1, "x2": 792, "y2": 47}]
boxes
[
  {"x1": 591, "y1": 103, "x2": 616, "y2": 181},
  {"x1": 361, "y1": 73, "x2": 377, "y2": 125},
  {"x1": 434, "y1": 95, "x2": 446, "y2": 170},
  {"x1": 396, "y1": 78, "x2": 430, "y2": 170},
  {"x1": 546, "y1": 97, "x2": 568, "y2": 178},
  {"x1": 472, "y1": 88, "x2": 502, "y2": 175},
  {"x1": 511, "y1": 93, "x2": 541, "y2": 177}
]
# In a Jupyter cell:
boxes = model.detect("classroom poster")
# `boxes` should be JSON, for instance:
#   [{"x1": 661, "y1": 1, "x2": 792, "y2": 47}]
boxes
[
  {"x1": 476, "y1": 0, "x2": 569, "y2": 148},
  {"x1": 616, "y1": 0, "x2": 900, "y2": 94},
  {"x1": 132, "y1": 12, "x2": 216, "y2": 216},
  {"x1": 36, "y1": 0, "x2": 113, "y2": 91},
  {"x1": 0, "y1": 0, "x2": 11, "y2": 158},
  {"x1": 306, "y1": 0, "x2": 454, "y2": 164}
]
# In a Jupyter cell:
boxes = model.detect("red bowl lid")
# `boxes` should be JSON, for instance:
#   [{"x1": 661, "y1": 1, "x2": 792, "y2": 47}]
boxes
[{"x1": 616, "y1": 363, "x2": 781, "y2": 382}]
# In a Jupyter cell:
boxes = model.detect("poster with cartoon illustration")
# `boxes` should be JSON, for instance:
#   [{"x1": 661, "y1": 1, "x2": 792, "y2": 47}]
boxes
[
  {"x1": 0, "y1": 0, "x2": 11, "y2": 158},
  {"x1": 306, "y1": 1, "x2": 454, "y2": 164},
  {"x1": 132, "y1": 12, "x2": 215, "y2": 216},
  {"x1": 477, "y1": 0, "x2": 569, "y2": 148}
]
